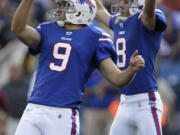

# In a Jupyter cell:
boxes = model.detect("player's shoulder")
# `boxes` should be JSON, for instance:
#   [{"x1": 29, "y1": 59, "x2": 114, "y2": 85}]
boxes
[
  {"x1": 155, "y1": 9, "x2": 165, "y2": 14},
  {"x1": 155, "y1": 9, "x2": 166, "y2": 16},
  {"x1": 140, "y1": 9, "x2": 165, "y2": 17},
  {"x1": 132, "y1": 9, "x2": 165, "y2": 19},
  {"x1": 89, "y1": 25, "x2": 112, "y2": 38},
  {"x1": 88, "y1": 25, "x2": 113, "y2": 45}
]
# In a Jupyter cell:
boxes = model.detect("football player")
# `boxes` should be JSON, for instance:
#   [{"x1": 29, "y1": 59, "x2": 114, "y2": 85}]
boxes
[
  {"x1": 95, "y1": 0, "x2": 167, "y2": 135},
  {"x1": 11, "y1": 0, "x2": 144, "y2": 135}
]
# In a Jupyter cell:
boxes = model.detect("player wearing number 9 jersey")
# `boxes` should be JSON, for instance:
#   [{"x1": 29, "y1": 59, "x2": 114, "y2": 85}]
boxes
[
  {"x1": 29, "y1": 22, "x2": 117, "y2": 109},
  {"x1": 11, "y1": 0, "x2": 145, "y2": 135},
  {"x1": 95, "y1": 0, "x2": 167, "y2": 135}
]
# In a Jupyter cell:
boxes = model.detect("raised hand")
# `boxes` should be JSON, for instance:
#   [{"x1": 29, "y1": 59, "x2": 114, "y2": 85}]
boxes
[{"x1": 129, "y1": 50, "x2": 145, "y2": 73}]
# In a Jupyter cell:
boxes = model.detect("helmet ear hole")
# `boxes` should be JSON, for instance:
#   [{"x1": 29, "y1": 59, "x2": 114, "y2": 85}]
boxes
[{"x1": 76, "y1": 12, "x2": 81, "y2": 17}]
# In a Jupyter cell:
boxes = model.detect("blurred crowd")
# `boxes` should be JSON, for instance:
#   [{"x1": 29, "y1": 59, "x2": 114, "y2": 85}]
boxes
[{"x1": 0, "y1": 0, "x2": 179, "y2": 135}]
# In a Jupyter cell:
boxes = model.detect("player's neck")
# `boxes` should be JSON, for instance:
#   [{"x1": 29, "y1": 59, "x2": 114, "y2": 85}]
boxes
[
  {"x1": 64, "y1": 23, "x2": 87, "y2": 30},
  {"x1": 119, "y1": 12, "x2": 130, "y2": 21}
]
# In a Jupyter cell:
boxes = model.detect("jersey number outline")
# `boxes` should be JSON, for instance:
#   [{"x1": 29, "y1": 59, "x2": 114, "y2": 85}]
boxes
[
  {"x1": 49, "y1": 42, "x2": 72, "y2": 72},
  {"x1": 116, "y1": 38, "x2": 126, "y2": 68}
]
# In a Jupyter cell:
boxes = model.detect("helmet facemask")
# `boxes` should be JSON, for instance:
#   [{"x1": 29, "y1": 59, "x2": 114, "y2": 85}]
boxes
[
  {"x1": 46, "y1": 0, "x2": 76, "y2": 22},
  {"x1": 111, "y1": 0, "x2": 143, "y2": 16}
]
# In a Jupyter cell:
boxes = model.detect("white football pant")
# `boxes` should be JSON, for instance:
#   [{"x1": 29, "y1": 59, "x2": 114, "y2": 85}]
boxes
[
  {"x1": 15, "y1": 103, "x2": 80, "y2": 135},
  {"x1": 109, "y1": 92, "x2": 163, "y2": 135}
]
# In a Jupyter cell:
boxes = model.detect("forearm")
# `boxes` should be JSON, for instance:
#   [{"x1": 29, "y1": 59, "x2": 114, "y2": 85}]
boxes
[
  {"x1": 11, "y1": 0, "x2": 40, "y2": 50},
  {"x1": 99, "y1": 59, "x2": 136, "y2": 89},
  {"x1": 95, "y1": 0, "x2": 111, "y2": 27},
  {"x1": 95, "y1": 0, "x2": 105, "y2": 10},
  {"x1": 144, "y1": 0, "x2": 156, "y2": 16},
  {"x1": 11, "y1": 0, "x2": 34, "y2": 34},
  {"x1": 142, "y1": 0, "x2": 156, "y2": 30},
  {"x1": 113, "y1": 67, "x2": 136, "y2": 88}
]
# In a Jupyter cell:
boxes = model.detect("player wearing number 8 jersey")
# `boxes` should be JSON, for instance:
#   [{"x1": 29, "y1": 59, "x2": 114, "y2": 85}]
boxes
[
  {"x1": 95, "y1": 0, "x2": 167, "y2": 135},
  {"x1": 11, "y1": 0, "x2": 144, "y2": 135}
]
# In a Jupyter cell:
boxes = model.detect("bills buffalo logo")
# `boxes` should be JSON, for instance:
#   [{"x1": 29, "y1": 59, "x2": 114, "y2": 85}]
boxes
[{"x1": 78, "y1": 0, "x2": 95, "y2": 13}]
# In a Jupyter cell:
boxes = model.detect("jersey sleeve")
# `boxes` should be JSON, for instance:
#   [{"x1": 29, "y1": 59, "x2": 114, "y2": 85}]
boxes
[
  {"x1": 95, "y1": 32, "x2": 117, "y2": 64},
  {"x1": 154, "y1": 9, "x2": 167, "y2": 32},
  {"x1": 28, "y1": 24, "x2": 42, "y2": 56}
]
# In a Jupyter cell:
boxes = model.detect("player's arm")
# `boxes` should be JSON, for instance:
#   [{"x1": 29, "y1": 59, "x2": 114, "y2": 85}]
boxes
[
  {"x1": 98, "y1": 50, "x2": 145, "y2": 88},
  {"x1": 141, "y1": 0, "x2": 156, "y2": 30},
  {"x1": 11, "y1": 0, "x2": 40, "y2": 50},
  {"x1": 95, "y1": 0, "x2": 111, "y2": 28}
]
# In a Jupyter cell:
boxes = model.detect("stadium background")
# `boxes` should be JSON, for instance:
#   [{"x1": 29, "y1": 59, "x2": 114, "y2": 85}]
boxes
[{"x1": 0, "y1": 0, "x2": 179, "y2": 134}]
